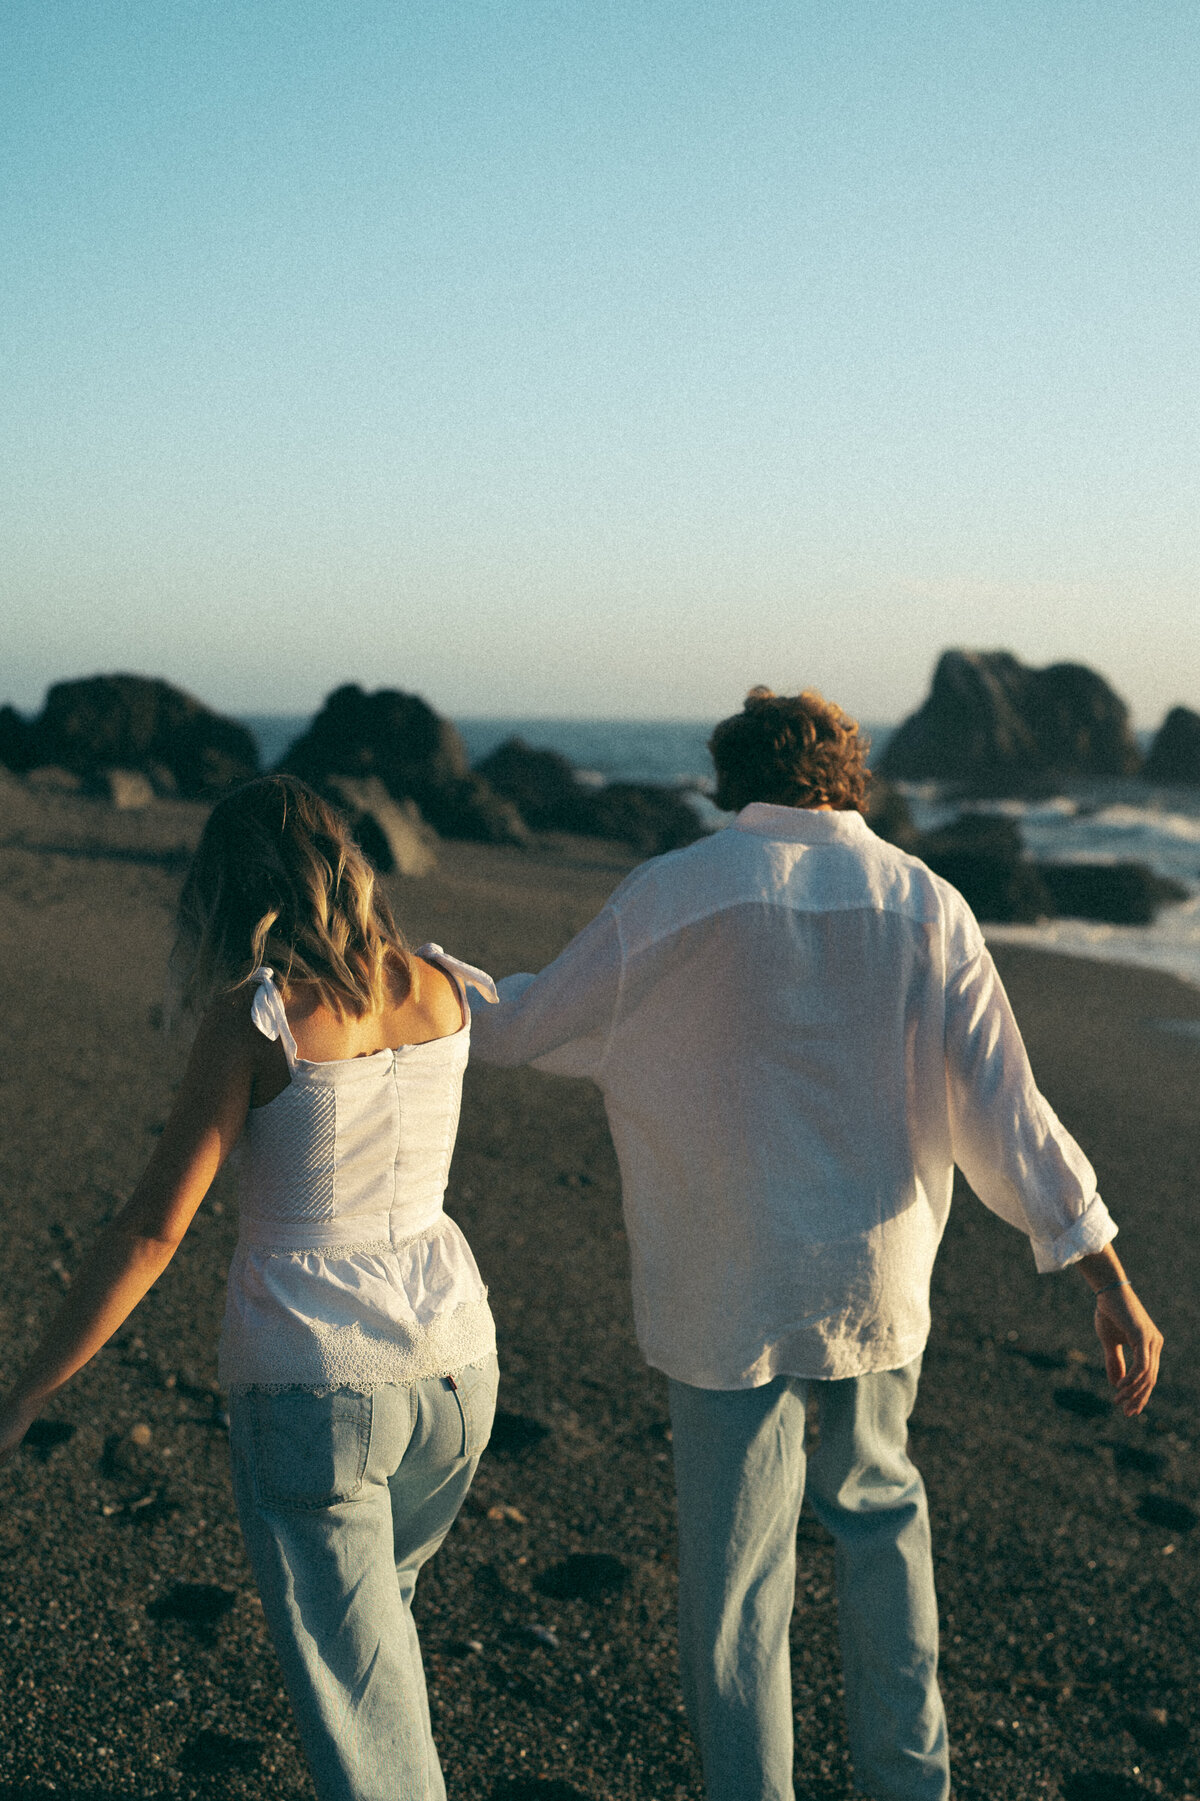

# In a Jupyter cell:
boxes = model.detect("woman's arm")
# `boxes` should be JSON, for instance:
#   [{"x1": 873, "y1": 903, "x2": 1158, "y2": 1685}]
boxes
[{"x1": 0, "y1": 996, "x2": 256, "y2": 1465}]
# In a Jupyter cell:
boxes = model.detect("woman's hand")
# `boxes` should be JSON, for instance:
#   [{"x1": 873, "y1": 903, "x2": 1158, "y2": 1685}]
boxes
[
  {"x1": 0, "y1": 1393, "x2": 40, "y2": 1471},
  {"x1": 1093, "y1": 1285, "x2": 1163, "y2": 1417}
]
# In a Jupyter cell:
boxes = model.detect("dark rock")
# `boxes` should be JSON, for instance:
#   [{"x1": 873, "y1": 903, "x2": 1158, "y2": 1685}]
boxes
[
  {"x1": 30, "y1": 674, "x2": 258, "y2": 798},
  {"x1": 1034, "y1": 862, "x2": 1189, "y2": 926},
  {"x1": 865, "y1": 779, "x2": 920, "y2": 850},
  {"x1": 23, "y1": 1420, "x2": 75, "y2": 1460},
  {"x1": 487, "y1": 1409, "x2": 551, "y2": 1457},
  {"x1": 177, "y1": 1729, "x2": 264, "y2": 1773},
  {"x1": 148, "y1": 1581, "x2": 237, "y2": 1625},
  {"x1": 916, "y1": 814, "x2": 1053, "y2": 924},
  {"x1": 586, "y1": 781, "x2": 705, "y2": 856},
  {"x1": 323, "y1": 775, "x2": 438, "y2": 876},
  {"x1": 1052, "y1": 1387, "x2": 1110, "y2": 1420},
  {"x1": 477, "y1": 736, "x2": 705, "y2": 855},
  {"x1": 535, "y1": 1551, "x2": 629, "y2": 1601},
  {"x1": 475, "y1": 737, "x2": 595, "y2": 833},
  {"x1": 879, "y1": 650, "x2": 1142, "y2": 793},
  {"x1": 1136, "y1": 1494, "x2": 1197, "y2": 1532},
  {"x1": 281, "y1": 685, "x2": 529, "y2": 845},
  {"x1": 0, "y1": 704, "x2": 35, "y2": 773},
  {"x1": 1143, "y1": 706, "x2": 1200, "y2": 786}
]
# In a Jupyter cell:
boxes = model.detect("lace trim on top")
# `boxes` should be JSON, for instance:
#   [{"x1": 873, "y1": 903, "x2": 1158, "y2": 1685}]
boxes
[{"x1": 219, "y1": 1293, "x2": 496, "y2": 1395}]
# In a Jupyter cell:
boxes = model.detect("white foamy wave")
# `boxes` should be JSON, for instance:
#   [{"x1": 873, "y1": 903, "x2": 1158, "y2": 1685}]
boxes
[{"x1": 986, "y1": 889, "x2": 1200, "y2": 993}]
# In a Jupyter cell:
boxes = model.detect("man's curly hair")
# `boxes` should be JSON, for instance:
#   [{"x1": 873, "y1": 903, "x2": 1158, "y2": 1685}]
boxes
[{"x1": 708, "y1": 687, "x2": 872, "y2": 814}]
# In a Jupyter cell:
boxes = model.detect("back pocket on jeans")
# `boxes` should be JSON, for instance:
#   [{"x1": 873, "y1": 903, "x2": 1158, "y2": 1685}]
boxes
[{"x1": 249, "y1": 1390, "x2": 373, "y2": 1510}]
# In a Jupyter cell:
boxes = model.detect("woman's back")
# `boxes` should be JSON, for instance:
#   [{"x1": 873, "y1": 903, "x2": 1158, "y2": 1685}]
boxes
[{"x1": 221, "y1": 944, "x2": 498, "y2": 1393}]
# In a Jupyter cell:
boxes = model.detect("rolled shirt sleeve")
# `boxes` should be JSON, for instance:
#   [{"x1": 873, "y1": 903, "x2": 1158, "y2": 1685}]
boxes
[
  {"x1": 467, "y1": 905, "x2": 624, "y2": 1082},
  {"x1": 945, "y1": 947, "x2": 1117, "y2": 1272}
]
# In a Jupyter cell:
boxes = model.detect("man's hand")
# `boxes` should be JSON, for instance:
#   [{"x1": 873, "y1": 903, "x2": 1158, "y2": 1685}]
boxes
[{"x1": 1093, "y1": 1285, "x2": 1163, "y2": 1417}]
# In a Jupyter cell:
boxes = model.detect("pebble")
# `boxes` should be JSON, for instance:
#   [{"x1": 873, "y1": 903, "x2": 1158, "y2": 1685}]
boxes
[
  {"x1": 486, "y1": 1503, "x2": 528, "y2": 1524},
  {"x1": 525, "y1": 1623, "x2": 560, "y2": 1650}
]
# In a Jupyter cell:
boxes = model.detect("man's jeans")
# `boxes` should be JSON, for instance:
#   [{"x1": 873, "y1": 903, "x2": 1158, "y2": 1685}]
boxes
[
  {"x1": 668, "y1": 1358, "x2": 949, "y2": 1801},
  {"x1": 228, "y1": 1356, "x2": 498, "y2": 1801}
]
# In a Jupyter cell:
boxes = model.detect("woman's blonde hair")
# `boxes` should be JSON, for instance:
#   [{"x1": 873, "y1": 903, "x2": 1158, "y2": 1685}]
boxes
[{"x1": 174, "y1": 775, "x2": 410, "y2": 1016}]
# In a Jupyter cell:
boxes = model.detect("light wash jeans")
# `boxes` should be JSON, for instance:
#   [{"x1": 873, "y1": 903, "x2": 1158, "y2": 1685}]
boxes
[
  {"x1": 228, "y1": 1355, "x2": 498, "y2": 1801},
  {"x1": 669, "y1": 1358, "x2": 949, "y2": 1801}
]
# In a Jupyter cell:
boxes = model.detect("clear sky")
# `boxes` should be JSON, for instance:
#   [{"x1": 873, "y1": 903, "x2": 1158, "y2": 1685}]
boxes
[{"x1": 2, "y1": 1, "x2": 1198, "y2": 727}]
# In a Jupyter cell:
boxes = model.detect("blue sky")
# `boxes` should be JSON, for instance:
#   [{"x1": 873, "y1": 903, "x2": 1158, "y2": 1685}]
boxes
[{"x1": 2, "y1": 2, "x2": 1198, "y2": 726}]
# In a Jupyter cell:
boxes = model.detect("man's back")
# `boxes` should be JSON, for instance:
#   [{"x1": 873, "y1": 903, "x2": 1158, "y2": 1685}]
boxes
[{"x1": 470, "y1": 802, "x2": 1112, "y2": 1389}]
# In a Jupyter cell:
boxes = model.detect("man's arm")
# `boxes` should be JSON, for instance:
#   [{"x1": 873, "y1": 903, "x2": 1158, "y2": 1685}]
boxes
[
  {"x1": 468, "y1": 904, "x2": 624, "y2": 1079},
  {"x1": 945, "y1": 948, "x2": 1162, "y2": 1415}
]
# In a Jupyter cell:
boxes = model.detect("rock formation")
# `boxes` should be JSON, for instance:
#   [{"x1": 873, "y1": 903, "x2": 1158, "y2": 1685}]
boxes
[
  {"x1": 585, "y1": 781, "x2": 705, "y2": 856},
  {"x1": 279, "y1": 685, "x2": 529, "y2": 845},
  {"x1": 1143, "y1": 706, "x2": 1200, "y2": 787},
  {"x1": 0, "y1": 705, "x2": 34, "y2": 774},
  {"x1": 878, "y1": 651, "x2": 1142, "y2": 793},
  {"x1": 912, "y1": 813, "x2": 1053, "y2": 924},
  {"x1": 26, "y1": 674, "x2": 259, "y2": 798},
  {"x1": 474, "y1": 739, "x2": 595, "y2": 834},
  {"x1": 867, "y1": 797, "x2": 1185, "y2": 927},
  {"x1": 1034, "y1": 861, "x2": 1188, "y2": 926},
  {"x1": 475, "y1": 735, "x2": 705, "y2": 856}
]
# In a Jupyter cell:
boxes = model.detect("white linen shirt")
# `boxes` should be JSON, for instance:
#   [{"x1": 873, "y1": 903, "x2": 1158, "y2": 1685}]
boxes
[{"x1": 468, "y1": 803, "x2": 1116, "y2": 1388}]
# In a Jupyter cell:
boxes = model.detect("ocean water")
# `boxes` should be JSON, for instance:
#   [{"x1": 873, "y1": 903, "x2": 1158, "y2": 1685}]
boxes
[
  {"x1": 241, "y1": 714, "x2": 897, "y2": 791},
  {"x1": 240, "y1": 715, "x2": 1200, "y2": 992}
]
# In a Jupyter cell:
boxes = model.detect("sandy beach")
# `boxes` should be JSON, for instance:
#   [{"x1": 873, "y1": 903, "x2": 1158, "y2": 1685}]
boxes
[{"x1": 0, "y1": 781, "x2": 1197, "y2": 1801}]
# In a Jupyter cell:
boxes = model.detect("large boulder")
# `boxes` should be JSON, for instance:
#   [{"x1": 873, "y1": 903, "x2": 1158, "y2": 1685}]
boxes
[
  {"x1": 864, "y1": 779, "x2": 920, "y2": 851},
  {"x1": 30, "y1": 675, "x2": 259, "y2": 798},
  {"x1": 0, "y1": 705, "x2": 35, "y2": 773},
  {"x1": 474, "y1": 738, "x2": 595, "y2": 833},
  {"x1": 1144, "y1": 706, "x2": 1200, "y2": 787},
  {"x1": 879, "y1": 651, "x2": 1142, "y2": 794},
  {"x1": 476, "y1": 735, "x2": 705, "y2": 855},
  {"x1": 915, "y1": 813, "x2": 1053, "y2": 924},
  {"x1": 280, "y1": 686, "x2": 528, "y2": 846},
  {"x1": 1033, "y1": 861, "x2": 1189, "y2": 926},
  {"x1": 585, "y1": 782, "x2": 705, "y2": 856}
]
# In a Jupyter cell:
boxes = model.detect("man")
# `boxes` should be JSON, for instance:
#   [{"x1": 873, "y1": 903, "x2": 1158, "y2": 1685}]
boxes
[{"x1": 468, "y1": 687, "x2": 1162, "y2": 1801}]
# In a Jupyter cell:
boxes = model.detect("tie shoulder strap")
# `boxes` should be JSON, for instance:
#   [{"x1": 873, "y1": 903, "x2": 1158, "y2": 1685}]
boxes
[
  {"x1": 247, "y1": 966, "x2": 301, "y2": 1069},
  {"x1": 415, "y1": 943, "x2": 499, "y2": 1005}
]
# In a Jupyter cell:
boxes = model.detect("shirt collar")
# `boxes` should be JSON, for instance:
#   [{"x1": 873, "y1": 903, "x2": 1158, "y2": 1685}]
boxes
[{"x1": 733, "y1": 802, "x2": 871, "y2": 844}]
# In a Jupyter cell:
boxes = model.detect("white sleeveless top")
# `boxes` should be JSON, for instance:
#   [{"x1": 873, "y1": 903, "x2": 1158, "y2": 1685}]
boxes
[{"x1": 217, "y1": 945, "x2": 499, "y2": 1392}]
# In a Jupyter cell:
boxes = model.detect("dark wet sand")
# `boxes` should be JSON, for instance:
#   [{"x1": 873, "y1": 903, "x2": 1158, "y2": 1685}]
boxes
[{"x1": 0, "y1": 779, "x2": 1197, "y2": 1801}]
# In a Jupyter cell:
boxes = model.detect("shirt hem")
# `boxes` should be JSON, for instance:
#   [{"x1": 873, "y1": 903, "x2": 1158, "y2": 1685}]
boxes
[{"x1": 644, "y1": 1331, "x2": 931, "y2": 1390}]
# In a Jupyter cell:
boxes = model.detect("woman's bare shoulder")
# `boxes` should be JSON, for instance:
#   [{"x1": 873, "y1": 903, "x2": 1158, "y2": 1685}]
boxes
[{"x1": 411, "y1": 956, "x2": 466, "y2": 1033}]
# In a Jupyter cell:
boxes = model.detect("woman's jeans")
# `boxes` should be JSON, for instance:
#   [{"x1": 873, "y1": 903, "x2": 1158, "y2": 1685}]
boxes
[
  {"x1": 228, "y1": 1355, "x2": 498, "y2": 1801},
  {"x1": 668, "y1": 1358, "x2": 949, "y2": 1801}
]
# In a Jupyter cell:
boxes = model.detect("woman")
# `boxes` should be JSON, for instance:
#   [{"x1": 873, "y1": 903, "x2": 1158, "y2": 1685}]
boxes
[{"x1": 0, "y1": 774, "x2": 498, "y2": 1801}]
